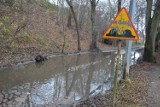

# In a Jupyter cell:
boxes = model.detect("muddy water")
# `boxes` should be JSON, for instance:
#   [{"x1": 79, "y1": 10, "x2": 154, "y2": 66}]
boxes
[{"x1": 0, "y1": 49, "x2": 143, "y2": 106}]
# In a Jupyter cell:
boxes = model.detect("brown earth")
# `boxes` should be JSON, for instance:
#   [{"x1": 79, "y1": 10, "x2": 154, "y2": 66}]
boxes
[
  {"x1": 0, "y1": 1, "x2": 97, "y2": 68},
  {"x1": 148, "y1": 51, "x2": 160, "y2": 107},
  {"x1": 0, "y1": 1, "x2": 119, "y2": 68}
]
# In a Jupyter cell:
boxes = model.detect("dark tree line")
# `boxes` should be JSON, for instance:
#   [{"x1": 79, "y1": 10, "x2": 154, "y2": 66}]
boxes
[{"x1": 143, "y1": 0, "x2": 160, "y2": 62}]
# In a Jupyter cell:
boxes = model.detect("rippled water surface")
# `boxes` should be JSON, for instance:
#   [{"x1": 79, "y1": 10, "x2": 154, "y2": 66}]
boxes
[{"x1": 0, "y1": 49, "x2": 143, "y2": 106}]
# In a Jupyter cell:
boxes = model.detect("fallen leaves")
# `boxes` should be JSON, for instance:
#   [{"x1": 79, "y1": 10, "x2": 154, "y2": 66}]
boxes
[{"x1": 75, "y1": 62, "x2": 153, "y2": 107}]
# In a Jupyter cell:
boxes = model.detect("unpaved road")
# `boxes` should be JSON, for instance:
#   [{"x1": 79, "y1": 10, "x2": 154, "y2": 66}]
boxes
[
  {"x1": 147, "y1": 50, "x2": 160, "y2": 107},
  {"x1": 148, "y1": 63, "x2": 160, "y2": 107}
]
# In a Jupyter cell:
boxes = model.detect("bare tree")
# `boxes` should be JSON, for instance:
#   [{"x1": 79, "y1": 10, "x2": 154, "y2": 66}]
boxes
[
  {"x1": 77, "y1": 0, "x2": 81, "y2": 23},
  {"x1": 67, "y1": 9, "x2": 72, "y2": 27},
  {"x1": 90, "y1": 0, "x2": 99, "y2": 50},
  {"x1": 118, "y1": 0, "x2": 121, "y2": 11},
  {"x1": 77, "y1": 0, "x2": 88, "y2": 29},
  {"x1": 134, "y1": 0, "x2": 146, "y2": 41},
  {"x1": 56, "y1": 0, "x2": 63, "y2": 25},
  {"x1": 60, "y1": 0, "x2": 66, "y2": 53},
  {"x1": 143, "y1": 0, "x2": 160, "y2": 62},
  {"x1": 66, "y1": 0, "x2": 81, "y2": 51}
]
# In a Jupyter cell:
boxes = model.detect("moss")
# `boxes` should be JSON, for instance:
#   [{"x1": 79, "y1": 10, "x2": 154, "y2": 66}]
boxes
[
  {"x1": 20, "y1": 32, "x2": 33, "y2": 42},
  {"x1": 34, "y1": 35, "x2": 46, "y2": 45},
  {"x1": 1, "y1": 16, "x2": 10, "y2": 22},
  {"x1": 0, "y1": 26, "x2": 11, "y2": 36}
]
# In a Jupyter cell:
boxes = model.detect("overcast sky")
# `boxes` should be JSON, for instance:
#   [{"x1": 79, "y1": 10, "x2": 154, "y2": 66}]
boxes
[
  {"x1": 50, "y1": 0, "x2": 109, "y2": 5},
  {"x1": 49, "y1": 0, "x2": 130, "y2": 9}
]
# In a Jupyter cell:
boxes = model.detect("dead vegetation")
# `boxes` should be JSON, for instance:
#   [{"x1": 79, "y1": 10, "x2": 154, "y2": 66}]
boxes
[
  {"x1": 74, "y1": 62, "x2": 154, "y2": 107},
  {"x1": 0, "y1": 0, "x2": 93, "y2": 67}
]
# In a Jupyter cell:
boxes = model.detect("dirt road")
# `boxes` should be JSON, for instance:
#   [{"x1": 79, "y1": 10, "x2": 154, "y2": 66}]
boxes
[{"x1": 148, "y1": 59, "x2": 160, "y2": 106}]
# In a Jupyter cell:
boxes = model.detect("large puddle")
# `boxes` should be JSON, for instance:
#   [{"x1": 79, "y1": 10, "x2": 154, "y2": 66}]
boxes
[{"x1": 0, "y1": 48, "x2": 143, "y2": 106}]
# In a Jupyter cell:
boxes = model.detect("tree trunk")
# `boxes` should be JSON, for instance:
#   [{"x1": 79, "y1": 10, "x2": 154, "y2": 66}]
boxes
[
  {"x1": 150, "y1": 6, "x2": 160, "y2": 52},
  {"x1": 118, "y1": 0, "x2": 121, "y2": 11},
  {"x1": 79, "y1": 0, "x2": 89, "y2": 29},
  {"x1": 0, "y1": 0, "x2": 4, "y2": 5},
  {"x1": 90, "y1": 0, "x2": 99, "y2": 50},
  {"x1": 56, "y1": 0, "x2": 62, "y2": 25},
  {"x1": 19, "y1": 0, "x2": 23, "y2": 11},
  {"x1": 77, "y1": 0, "x2": 81, "y2": 23},
  {"x1": 67, "y1": 9, "x2": 72, "y2": 28},
  {"x1": 61, "y1": 0, "x2": 66, "y2": 53},
  {"x1": 66, "y1": 0, "x2": 81, "y2": 51},
  {"x1": 155, "y1": 30, "x2": 160, "y2": 51},
  {"x1": 143, "y1": 0, "x2": 160, "y2": 62},
  {"x1": 143, "y1": 0, "x2": 153, "y2": 62}
]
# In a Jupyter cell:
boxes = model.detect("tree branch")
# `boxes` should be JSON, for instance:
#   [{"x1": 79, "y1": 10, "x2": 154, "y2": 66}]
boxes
[{"x1": 96, "y1": 0, "x2": 99, "y2": 5}]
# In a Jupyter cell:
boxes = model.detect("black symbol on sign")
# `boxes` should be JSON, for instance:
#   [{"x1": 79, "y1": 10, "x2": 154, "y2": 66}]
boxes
[
  {"x1": 106, "y1": 29, "x2": 135, "y2": 38},
  {"x1": 123, "y1": 29, "x2": 135, "y2": 38},
  {"x1": 106, "y1": 28, "x2": 118, "y2": 36}
]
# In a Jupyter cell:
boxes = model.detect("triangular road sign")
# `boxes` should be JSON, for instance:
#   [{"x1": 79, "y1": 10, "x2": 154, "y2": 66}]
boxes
[{"x1": 103, "y1": 7, "x2": 139, "y2": 41}]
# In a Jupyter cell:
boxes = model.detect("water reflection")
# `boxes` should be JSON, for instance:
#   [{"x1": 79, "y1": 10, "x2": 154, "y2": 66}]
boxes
[
  {"x1": 131, "y1": 48, "x2": 144, "y2": 65},
  {"x1": 29, "y1": 52, "x2": 117, "y2": 105},
  {"x1": 0, "y1": 50, "x2": 143, "y2": 106}
]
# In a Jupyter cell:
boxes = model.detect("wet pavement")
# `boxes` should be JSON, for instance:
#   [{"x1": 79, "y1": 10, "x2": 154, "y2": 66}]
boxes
[{"x1": 0, "y1": 49, "x2": 143, "y2": 106}]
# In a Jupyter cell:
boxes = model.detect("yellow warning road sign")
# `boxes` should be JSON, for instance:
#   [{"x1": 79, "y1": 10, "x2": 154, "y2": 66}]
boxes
[{"x1": 103, "y1": 7, "x2": 139, "y2": 41}]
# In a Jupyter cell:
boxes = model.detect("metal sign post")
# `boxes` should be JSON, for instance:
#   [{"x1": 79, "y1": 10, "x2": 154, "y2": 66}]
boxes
[
  {"x1": 113, "y1": 40, "x2": 121, "y2": 107},
  {"x1": 125, "y1": 0, "x2": 137, "y2": 79},
  {"x1": 102, "y1": 0, "x2": 137, "y2": 106}
]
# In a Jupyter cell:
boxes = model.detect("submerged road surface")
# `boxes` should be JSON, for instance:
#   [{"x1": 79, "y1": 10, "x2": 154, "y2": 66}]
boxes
[{"x1": 0, "y1": 49, "x2": 143, "y2": 106}]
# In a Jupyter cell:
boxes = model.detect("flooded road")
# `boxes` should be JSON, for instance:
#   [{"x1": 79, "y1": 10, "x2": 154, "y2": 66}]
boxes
[{"x1": 0, "y1": 49, "x2": 143, "y2": 106}]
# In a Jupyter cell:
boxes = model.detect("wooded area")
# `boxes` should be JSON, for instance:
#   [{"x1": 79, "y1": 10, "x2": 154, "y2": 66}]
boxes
[
  {"x1": 143, "y1": 0, "x2": 160, "y2": 62},
  {"x1": 0, "y1": 0, "x2": 160, "y2": 106},
  {"x1": 0, "y1": 0, "x2": 160, "y2": 65}
]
